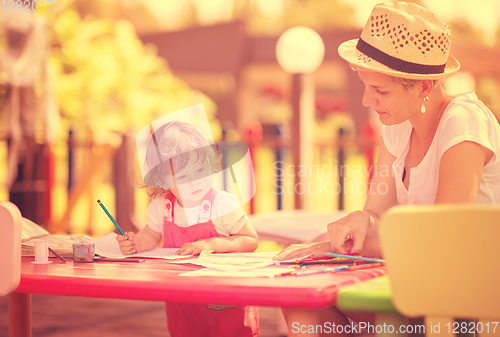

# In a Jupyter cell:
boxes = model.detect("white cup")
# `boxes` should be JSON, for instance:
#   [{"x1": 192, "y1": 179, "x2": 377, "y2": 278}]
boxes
[{"x1": 32, "y1": 239, "x2": 52, "y2": 264}]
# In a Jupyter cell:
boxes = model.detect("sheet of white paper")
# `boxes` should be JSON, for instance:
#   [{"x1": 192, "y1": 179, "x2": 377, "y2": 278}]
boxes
[
  {"x1": 170, "y1": 251, "x2": 295, "y2": 271},
  {"x1": 92, "y1": 233, "x2": 191, "y2": 259},
  {"x1": 179, "y1": 265, "x2": 292, "y2": 278},
  {"x1": 186, "y1": 260, "x2": 274, "y2": 271},
  {"x1": 249, "y1": 210, "x2": 348, "y2": 242},
  {"x1": 168, "y1": 258, "x2": 202, "y2": 264},
  {"x1": 127, "y1": 248, "x2": 190, "y2": 259}
]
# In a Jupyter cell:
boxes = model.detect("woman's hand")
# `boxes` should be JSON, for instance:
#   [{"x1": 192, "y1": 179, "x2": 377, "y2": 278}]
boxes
[
  {"x1": 273, "y1": 241, "x2": 332, "y2": 261},
  {"x1": 328, "y1": 211, "x2": 372, "y2": 254},
  {"x1": 116, "y1": 232, "x2": 138, "y2": 255}
]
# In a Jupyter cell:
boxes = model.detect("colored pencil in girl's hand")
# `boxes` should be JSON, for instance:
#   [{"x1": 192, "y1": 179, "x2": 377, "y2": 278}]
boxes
[{"x1": 97, "y1": 200, "x2": 126, "y2": 236}]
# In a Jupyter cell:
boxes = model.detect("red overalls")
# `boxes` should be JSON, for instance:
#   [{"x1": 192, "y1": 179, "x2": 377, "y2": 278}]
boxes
[{"x1": 162, "y1": 188, "x2": 259, "y2": 337}]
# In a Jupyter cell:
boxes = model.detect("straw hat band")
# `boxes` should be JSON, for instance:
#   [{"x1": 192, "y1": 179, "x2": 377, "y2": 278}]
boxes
[{"x1": 356, "y1": 38, "x2": 446, "y2": 75}]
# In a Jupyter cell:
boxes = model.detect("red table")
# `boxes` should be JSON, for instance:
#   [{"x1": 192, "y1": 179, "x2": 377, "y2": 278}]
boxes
[{"x1": 10, "y1": 257, "x2": 387, "y2": 336}]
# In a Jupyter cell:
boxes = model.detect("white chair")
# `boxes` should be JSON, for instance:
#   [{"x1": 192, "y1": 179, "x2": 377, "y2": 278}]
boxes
[
  {"x1": 0, "y1": 201, "x2": 22, "y2": 296},
  {"x1": 1, "y1": 202, "x2": 31, "y2": 337}
]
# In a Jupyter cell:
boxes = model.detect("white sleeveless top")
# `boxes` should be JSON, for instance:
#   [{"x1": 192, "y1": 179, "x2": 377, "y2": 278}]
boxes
[{"x1": 382, "y1": 92, "x2": 500, "y2": 205}]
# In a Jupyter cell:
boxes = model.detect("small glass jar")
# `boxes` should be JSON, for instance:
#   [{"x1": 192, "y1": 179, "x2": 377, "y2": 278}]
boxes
[{"x1": 73, "y1": 242, "x2": 95, "y2": 263}]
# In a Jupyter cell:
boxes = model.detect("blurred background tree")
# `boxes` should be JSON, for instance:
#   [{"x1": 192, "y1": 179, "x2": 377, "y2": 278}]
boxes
[
  {"x1": 44, "y1": 2, "x2": 218, "y2": 234},
  {"x1": 48, "y1": 4, "x2": 217, "y2": 141},
  {"x1": 72, "y1": 0, "x2": 161, "y2": 34}
]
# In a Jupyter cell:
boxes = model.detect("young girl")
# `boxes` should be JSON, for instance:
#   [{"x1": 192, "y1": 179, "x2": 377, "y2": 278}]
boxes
[{"x1": 117, "y1": 121, "x2": 259, "y2": 337}]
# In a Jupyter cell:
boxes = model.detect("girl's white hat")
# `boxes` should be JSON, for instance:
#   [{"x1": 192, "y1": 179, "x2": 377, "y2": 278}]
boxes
[{"x1": 338, "y1": 2, "x2": 460, "y2": 80}]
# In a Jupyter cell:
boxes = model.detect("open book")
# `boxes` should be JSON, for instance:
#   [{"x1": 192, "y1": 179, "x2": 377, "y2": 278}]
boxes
[{"x1": 21, "y1": 218, "x2": 93, "y2": 258}]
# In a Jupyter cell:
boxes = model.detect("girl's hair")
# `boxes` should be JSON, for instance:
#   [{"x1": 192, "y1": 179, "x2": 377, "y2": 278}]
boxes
[{"x1": 142, "y1": 121, "x2": 220, "y2": 199}]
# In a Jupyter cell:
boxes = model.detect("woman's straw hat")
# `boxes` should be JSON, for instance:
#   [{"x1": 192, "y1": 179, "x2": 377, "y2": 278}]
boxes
[{"x1": 338, "y1": 2, "x2": 460, "y2": 79}]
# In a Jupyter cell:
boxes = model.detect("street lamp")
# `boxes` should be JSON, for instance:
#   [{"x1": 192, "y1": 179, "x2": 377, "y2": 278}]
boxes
[{"x1": 276, "y1": 27, "x2": 325, "y2": 209}]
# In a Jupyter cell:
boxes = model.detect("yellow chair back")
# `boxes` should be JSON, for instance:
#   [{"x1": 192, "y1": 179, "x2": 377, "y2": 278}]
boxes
[{"x1": 379, "y1": 205, "x2": 500, "y2": 320}]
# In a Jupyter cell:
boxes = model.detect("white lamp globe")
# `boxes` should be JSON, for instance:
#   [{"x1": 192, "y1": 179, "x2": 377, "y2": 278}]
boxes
[{"x1": 276, "y1": 26, "x2": 325, "y2": 74}]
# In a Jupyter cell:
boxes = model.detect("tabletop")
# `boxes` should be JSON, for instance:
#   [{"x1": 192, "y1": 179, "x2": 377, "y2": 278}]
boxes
[{"x1": 17, "y1": 257, "x2": 387, "y2": 308}]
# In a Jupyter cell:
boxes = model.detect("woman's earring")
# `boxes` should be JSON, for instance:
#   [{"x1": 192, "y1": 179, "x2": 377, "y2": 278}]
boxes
[{"x1": 421, "y1": 96, "x2": 429, "y2": 113}]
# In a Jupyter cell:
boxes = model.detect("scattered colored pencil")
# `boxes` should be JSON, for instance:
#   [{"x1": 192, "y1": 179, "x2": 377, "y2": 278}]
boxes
[
  {"x1": 94, "y1": 257, "x2": 145, "y2": 263},
  {"x1": 299, "y1": 259, "x2": 355, "y2": 266},
  {"x1": 295, "y1": 254, "x2": 314, "y2": 263},
  {"x1": 48, "y1": 247, "x2": 66, "y2": 263},
  {"x1": 278, "y1": 264, "x2": 350, "y2": 277},
  {"x1": 326, "y1": 253, "x2": 385, "y2": 263},
  {"x1": 295, "y1": 265, "x2": 350, "y2": 276},
  {"x1": 345, "y1": 262, "x2": 384, "y2": 271}
]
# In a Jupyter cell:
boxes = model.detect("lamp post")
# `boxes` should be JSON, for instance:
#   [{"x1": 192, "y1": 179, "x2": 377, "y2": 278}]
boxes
[{"x1": 276, "y1": 27, "x2": 325, "y2": 209}]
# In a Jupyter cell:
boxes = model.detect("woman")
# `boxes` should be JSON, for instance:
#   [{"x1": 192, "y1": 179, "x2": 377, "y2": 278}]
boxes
[{"x1": 275, "y1": 2, "x2": 500, "y2": 335}]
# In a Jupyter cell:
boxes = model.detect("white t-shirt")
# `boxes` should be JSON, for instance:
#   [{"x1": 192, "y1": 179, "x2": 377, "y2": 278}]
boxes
[
  {"x1": 146, "y1": 190, "x2": 248, "y2": 237},
  {"x1": 382, "y1": 92, "x2": 500, "y2": 205}
]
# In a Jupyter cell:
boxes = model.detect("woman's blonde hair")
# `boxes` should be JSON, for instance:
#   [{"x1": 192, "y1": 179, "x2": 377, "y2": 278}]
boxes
[
  {"x1": 350, "y1": 64, "x2": 441, "y2": 90},
  {"x1": 142, "y1": 121, "x2": 220, "y2": 199},
  {"x1": 393, "y1": 76, "x2": 441, "y2": 90}
]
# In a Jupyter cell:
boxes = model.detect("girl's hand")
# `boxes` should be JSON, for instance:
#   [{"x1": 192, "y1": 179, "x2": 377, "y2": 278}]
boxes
[
  {"x1": 176, "y1": 241, "x2": 212, "y2": 256},
  {"x1": 116, "y1": 232, "x2": 138, "y2": 255},
  {"x1": 328, "y1": 211, "x2": 371, "y2": 254},
  {"x1": 273, "y1": 241, "x2": 331, "y2": 261}
]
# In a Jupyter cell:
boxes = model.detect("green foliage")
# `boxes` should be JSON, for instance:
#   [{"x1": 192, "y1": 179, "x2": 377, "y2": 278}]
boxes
[
  {"x1": 72, "y1": 0, "x2": 162, "y2": 34},
  {"x1": 50, "y1": 9, "x2": 215, "y2": 138}
]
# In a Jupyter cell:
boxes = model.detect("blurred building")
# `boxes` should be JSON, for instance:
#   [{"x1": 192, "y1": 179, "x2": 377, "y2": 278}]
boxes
[{"x1": 140, "y1": 21, "x2": 500, "y2": 136}]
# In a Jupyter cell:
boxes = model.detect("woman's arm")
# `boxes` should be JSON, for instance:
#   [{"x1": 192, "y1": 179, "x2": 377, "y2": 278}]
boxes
[
  {"x1": 175, "y1": 219, "x2": 259, "y2": 255},
  {"x1": 274, "y1": 135, "x2": 399, "y2": 260},
  {"x1": 328, "y1": 135, "x2": 399, "y2": 254},
  {"x1": 362, "y1": 135, "x2": 400, "y2": 230},
  {"x1": 435, "y1": 141, "x2": 493, "y2": 204}
]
